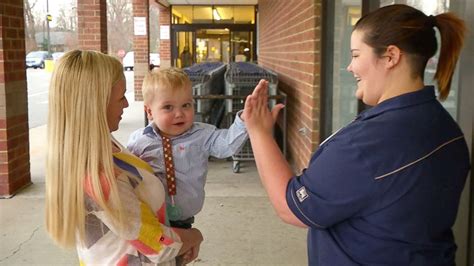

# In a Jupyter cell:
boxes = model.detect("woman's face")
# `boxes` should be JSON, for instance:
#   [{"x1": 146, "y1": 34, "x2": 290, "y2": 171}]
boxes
[
  {"x1": 107, "y1": 78, "x2": 129, "y2": 132},
  {"x1": 347, "y1": 30, "x2": 387, "y2": 106}
]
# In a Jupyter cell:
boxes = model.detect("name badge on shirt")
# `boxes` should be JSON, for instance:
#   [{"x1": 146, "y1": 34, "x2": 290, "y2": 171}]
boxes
[{"x1": 296, "y1": 186, "x2": 308, "y2": 202}]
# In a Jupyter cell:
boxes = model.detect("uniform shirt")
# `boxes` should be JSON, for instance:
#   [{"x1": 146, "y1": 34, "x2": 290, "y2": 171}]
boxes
[
  {"x1": 77, "y1": 137, "x2": 182, "y2": 266},
  {"x1": 286, "y1": 86, "x2": 470, "y2": 265},
  {"x1": 127, "y1": 112, "x2": 248, "y2": 220}
]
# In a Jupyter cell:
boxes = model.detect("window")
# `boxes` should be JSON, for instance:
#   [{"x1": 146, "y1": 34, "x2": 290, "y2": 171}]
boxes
[
  {"x1": 323, "y1": 1, "x2": 362, "y2": 135},
  {"x1": 172, "y1": 6, "x2": 255, "y2": 24}
]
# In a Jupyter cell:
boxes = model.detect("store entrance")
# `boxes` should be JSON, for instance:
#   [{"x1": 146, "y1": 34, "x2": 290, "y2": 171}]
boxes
[
  {"x1": 174, "y1": 31, "x2": 194, "y2": 68},
  {"x1": 196, "y1": 29, "x2": 230, "y2": 63},
  {"x1": 173, "y1": 27, "x2": 254, "y2": 67}
]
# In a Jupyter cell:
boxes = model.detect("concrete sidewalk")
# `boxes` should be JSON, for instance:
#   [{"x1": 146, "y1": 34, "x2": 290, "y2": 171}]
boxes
[{"x1": 0, "y1": 100, "x2": 307, "y2": 265}]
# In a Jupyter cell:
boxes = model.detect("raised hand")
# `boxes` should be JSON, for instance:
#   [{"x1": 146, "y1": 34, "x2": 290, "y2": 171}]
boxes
[{"x1": 241, "y1": 79, "x2": 285, "y2": 136}]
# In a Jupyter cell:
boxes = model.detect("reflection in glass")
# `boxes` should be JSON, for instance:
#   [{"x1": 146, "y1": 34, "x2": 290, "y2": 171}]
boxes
[
  {"x1": 175, "y1": 31, "x2": 194, "y2": 68},
  {"x1": 331, "y1": 1, "x2": 362, "y2": 132},
  {"x1": 231, "y1": 31, "x2": 252, "y2": 62},
  {"x1": 195, "y1": 29, "x2": 231, "y2": 63}
]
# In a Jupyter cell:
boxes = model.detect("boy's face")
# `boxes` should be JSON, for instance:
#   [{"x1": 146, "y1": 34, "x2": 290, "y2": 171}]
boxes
[{"x1": 145, "y1": 84, "x2": 194, "y2": 138}]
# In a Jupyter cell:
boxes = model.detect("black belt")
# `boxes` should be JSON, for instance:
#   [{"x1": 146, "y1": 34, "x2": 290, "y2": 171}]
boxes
[{"x1": 170, "y1": 216, "x2": 194, "y2": 229}]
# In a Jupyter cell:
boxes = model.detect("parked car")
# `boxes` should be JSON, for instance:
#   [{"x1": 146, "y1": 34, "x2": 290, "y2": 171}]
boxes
[
  {"x1": 123, "y1": 52, "x2": 160, "y2": 71},
  {"x1": 26, "y1": 51, "x2": 49, "y2": 69},
  {"x1": 52, "y1": 52, "x2": 65, "y2": 62}
]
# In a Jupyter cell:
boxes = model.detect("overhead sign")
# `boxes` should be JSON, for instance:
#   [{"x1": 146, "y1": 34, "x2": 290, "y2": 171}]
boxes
[{"x1": 134, "y1": 17, "x2": 147, "y2": 36}]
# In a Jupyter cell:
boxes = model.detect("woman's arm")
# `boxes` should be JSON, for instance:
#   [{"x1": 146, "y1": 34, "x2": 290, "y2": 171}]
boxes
[{"x1": 242, "y1": 80, "x2": 306, "y2": 228}]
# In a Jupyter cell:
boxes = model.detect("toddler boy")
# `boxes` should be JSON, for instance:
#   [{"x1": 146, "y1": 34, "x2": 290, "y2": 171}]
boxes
[{"x1": 127, "y1": 68, "x2": 248, "y2": 230}]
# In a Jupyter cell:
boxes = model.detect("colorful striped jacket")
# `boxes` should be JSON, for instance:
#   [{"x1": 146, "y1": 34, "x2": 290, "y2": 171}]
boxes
[{"x1": 77, "y1": 138, "x2": 182, "y2": 265}]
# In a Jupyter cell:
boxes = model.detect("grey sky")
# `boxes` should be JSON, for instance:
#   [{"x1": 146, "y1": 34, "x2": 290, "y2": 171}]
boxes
[{"x1": 34, "y1": 0, "x2": 75, "y2": 27}]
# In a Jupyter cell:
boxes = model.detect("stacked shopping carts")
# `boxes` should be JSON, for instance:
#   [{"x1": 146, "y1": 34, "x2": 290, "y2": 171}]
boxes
[
  {"x1": 224, "y1": 62, "x2": 285, "y2": 173},
  {"x1": 184, "y1": 62, "x2": 226, "y2": 126}
]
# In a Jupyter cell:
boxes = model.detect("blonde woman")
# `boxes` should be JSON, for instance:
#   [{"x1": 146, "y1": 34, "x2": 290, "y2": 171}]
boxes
[{"x1": 45, "y1": 50, "x2": 202, "y2": 265}]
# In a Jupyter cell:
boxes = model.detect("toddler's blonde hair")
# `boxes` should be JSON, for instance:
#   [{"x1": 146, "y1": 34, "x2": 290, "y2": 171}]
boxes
[{"x1": 142, "y1": 67, "x2": 192, "y2": 105}]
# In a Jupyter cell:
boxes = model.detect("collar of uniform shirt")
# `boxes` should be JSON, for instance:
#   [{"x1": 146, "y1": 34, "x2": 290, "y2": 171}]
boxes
[{"x1": 358, "y1": 86, "x2": 435, "y2": 121}]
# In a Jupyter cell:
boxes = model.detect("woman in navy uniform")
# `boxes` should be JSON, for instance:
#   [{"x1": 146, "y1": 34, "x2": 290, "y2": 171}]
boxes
[{"x1": 242, "y1": 4, "x2": 470, "y2": 265}]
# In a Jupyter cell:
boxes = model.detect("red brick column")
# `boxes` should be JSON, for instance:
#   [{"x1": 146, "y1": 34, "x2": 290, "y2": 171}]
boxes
[
  {"x1": 158, "y1": 5, "x2": 171, "y2": 68},
  {"x1": 132, "y1": 0, "x2": 150, "y2": 101},
  {"x1": 77, "y1": 0, "x2": 107, "y2": 53},
  {"x1": 0, "y1": 0, "x2": 31, "y2": 197},
  {"x1": 258, "y1": 0, "x2": 322, "y2": 172}
]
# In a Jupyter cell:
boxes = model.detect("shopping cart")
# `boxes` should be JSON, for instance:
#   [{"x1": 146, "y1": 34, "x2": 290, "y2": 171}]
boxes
[
  {"x1": 193, "y1": 93, "x2": 287, "y2": 173},
  {"x1": 223, "y1": 62, "x2": 285, "y2": 173},
  {"x1": 184, "y1": 62, "x2": 226, "y2": 126}
]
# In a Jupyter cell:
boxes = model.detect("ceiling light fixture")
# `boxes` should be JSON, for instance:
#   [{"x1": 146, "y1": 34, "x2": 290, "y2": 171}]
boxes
[{"x1": 213, "y1": 8, "x2": 221, "y2": 20}]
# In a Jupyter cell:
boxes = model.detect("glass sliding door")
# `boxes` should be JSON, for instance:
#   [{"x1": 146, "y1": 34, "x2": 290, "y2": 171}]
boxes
[
  {"x1": 195, "y1": 29, "x2": 230, "y2": 63},
  {"x1": 174, "y1": 31, "x2": 194, "y2": 68},
  {"x1": 231, "y1": 31, "x2": 253, "y2": 62}
]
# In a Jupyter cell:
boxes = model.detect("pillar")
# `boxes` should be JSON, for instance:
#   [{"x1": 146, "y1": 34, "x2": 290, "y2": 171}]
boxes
[
  {"x1": 0, "y1": 0, "x2": 31, "y2": 197},
  {"x1": 77, "y1": 0, "x2": 107, "y2": 53},
  {"x1": 158, "y1": 4, "x2": 171, "y2": 68},
  {"x1": 132, "y1": 0, "x2": 150, "y2": 101}
]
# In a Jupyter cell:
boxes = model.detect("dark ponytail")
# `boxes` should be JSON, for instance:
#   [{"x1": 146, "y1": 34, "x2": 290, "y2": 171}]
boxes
[
  {"x1": 433, "y1": 13, "x2": 466, "y2": 100},
  {"x1": 354, "y1": 5, "x2": 466, "y2": 100}
]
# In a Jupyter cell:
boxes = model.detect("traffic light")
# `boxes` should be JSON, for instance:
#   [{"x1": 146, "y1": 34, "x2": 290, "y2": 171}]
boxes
[{"x1": 46, "y1": 14, "x2": 52, "y2": 22}]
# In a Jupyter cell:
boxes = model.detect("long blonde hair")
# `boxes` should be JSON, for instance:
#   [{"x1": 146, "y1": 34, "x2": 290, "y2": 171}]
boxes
[{"x1": 46, "y1": 50, "x2": 125, "y2": 248}]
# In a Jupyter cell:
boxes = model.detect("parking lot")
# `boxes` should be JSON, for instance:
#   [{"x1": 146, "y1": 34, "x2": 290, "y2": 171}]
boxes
[{"x1": 26, "y1": 69, "x2": 135, "y2": 128}]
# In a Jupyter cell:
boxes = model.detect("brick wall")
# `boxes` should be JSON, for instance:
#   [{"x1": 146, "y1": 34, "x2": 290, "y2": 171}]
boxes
[
  {"x1": 0, "y1": 0, "x2": 31, "y2": 197},
  {"x1": 258, "y1": 0, "x2": 322, "y2": 173},
  {"x1": 132, "y1": 0, "x2": 150, "y2": 101},
  {"x1": 158, "y1": 5, "x2": 170, "y2": 68},
  {"x1": 77, "y1": 0, "x2": 107, "y2": 53}
]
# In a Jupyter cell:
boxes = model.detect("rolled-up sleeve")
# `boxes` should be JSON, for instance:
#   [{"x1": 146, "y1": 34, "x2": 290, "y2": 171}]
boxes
[{"x1": 286, "y1": 138, "x2": 375, "y2": 229}]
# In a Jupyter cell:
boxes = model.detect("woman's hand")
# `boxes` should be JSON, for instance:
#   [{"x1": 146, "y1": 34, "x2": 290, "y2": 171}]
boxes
[
  {"x1": 241, "y1": 79, "x2": 285, "y2": 137},
  {"x1": 173, "y1": 227, "x2": 203, "y2": 257},
  {"x1": 182, "y1": 242, "x2": 201, "y2": 264}
]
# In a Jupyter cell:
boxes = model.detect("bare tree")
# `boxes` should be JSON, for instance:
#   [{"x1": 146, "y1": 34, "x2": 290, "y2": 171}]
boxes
[
  {"x1": 55, "y1": 6, "x2": 79, "y2": 51},
  {"x1": 24, "y1": 0, "x2": 39, "y2": 52},
  {"x1": 107, "y1": 0, "x2": 133, "y2": 56},
  {"x1": 149, "y1": 2, "x2": 160, "y2": 53},
  {"x1": 55, "y1": 8, "x2": 69, "y2": 31}
]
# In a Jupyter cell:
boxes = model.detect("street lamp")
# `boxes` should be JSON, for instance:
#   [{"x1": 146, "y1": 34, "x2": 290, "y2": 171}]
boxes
[{"x1": 46, "y1": 0, "x2": 51, "y2": 55}]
